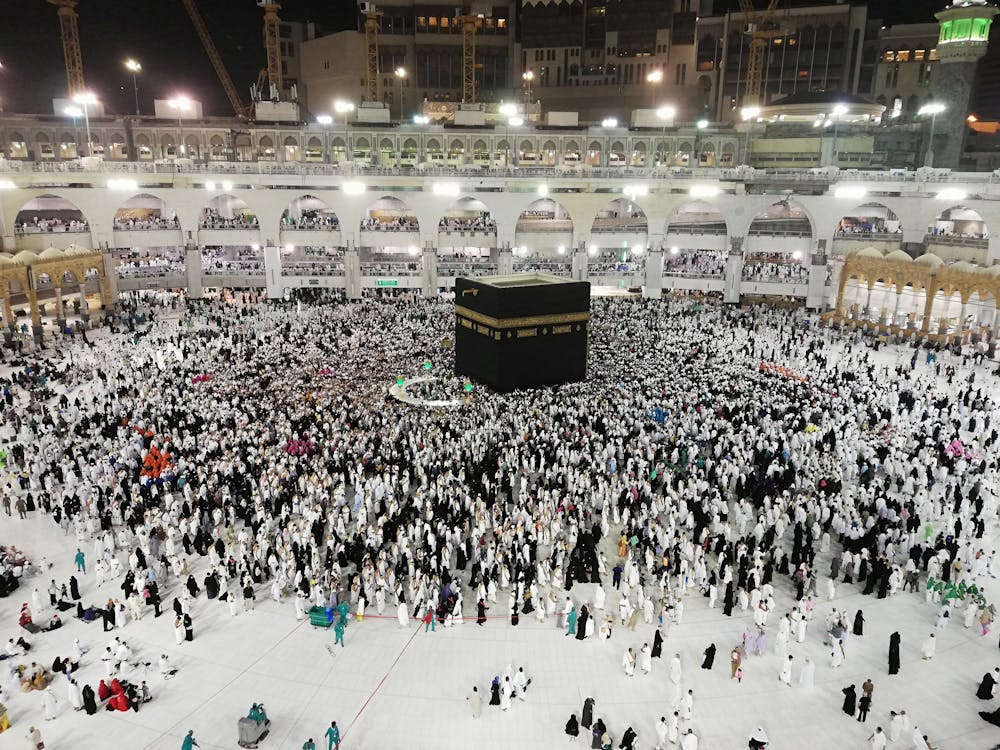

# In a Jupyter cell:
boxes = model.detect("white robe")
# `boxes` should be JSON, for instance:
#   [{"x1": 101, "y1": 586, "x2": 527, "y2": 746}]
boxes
[
  {"x1": 622, "y1": 651, "x2": 636, "y2": 676},
  {"x1": 799, "y1": 659, "x2": 815, "y2": 689},
  {"x1": 397, "y1": 601, "x2": 409, "y2": 627},
  {"x1": 593, "y1": 586, "x2": 606, "y2": 610},
  {"x1": 669, "y1": 656, "x2": 682, "y2": 685},
  {"x1": 639, "y1": 646, "x2": 652, "y2": 673},
  {"x1": 778, "y1": 660, "x2": 792, "y2": 685},
  {"x1": 67, "y1": 680, "x2": 83, "y2": 710},
  {"x1": 921, "y1": 636, "x2": 936, "y2": 659}
]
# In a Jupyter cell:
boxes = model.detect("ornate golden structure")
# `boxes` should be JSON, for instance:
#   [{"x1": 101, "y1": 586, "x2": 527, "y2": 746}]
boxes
[
  {"x1": 0, "y1": 246, "x2": 109, "y2": 338},
  {"x1": 826, "y1": 249, "x2": 1000, "y2": 344}
]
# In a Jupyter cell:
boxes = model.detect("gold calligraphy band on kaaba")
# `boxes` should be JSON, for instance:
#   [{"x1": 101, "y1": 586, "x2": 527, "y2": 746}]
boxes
[{"x1": 455, "y1": 305, "x2": 591, "y2": 329}]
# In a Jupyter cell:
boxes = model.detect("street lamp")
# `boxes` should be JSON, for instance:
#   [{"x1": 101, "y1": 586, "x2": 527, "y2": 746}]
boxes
[
  {"x1": 601, "y1": 117, "x2": 618, "y2": 128},
  {"x1": 394, "y1": 67, "x2": 407, "y2": 121},
  {"x1": 316, "y1": 114, "x2": 333, "y2": 126},
  {"x1": 830, "y1": 103, "x2": 848, "y2": 168},
  {"x1": 334, "y1": 99, "x2": 355, "y2": 125},
  {"x1": 71, "y1": 91, "x2": 96, "y2": 157},
  {"x1": 125, "y1": 59, "x2": 141, "y2": 116},
  {"x1": 646, "y1": 69, "x2": 663, "y2": 108},
  {"x1": 63, "y1": 106, "x2": 82, "y2": 157},
  {"x1": 167, "y1": 96, "x2": 192, "y2": 157},
  {"x1": 522, "y1": 70, "x2": 534, "y2": 104},
  {"x1": 919, "y1": 102, "x2": 946, "y2": 168}
]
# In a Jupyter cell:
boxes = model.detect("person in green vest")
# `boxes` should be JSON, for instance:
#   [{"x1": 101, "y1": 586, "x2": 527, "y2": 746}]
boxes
[
  {"x1": 324, "y1": 720, "x2": 340, "y2": 750},
  {"x1": 566, "y1": 605, "x2": 578, "y2": 636},
  {"x1": 302, "y1": 739, "x2": 316, "y2": 750},
  {"x1": 74, "y1": 548, "x2": 86, "y2": 573},
  {"x1": 336, "y1": 601, "x2": 349, "y2": 627},
  {"x1": 248, "y1": 703, "x2": 267, "y2": 723},
  {"x1": 181, "y1": 729, "x2": 200, "y2": 750},
  {"x1": 334, "y1": 619, "x2": 345, "y2": 648}
]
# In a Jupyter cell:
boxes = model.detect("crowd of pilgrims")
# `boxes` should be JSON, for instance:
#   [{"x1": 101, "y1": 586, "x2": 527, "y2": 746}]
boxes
[{"x1": 2, "y1": 288, "x2": 998, "y2": 745}]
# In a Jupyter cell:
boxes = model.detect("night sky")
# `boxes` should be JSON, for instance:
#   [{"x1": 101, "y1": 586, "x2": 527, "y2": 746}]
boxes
[{"x1": 0, "y1": 0, "x2": 954, "y2": 116}]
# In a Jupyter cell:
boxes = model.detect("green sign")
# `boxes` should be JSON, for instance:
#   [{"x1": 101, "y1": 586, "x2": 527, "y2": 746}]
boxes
[{"x1": 376, "y1": 279, "x2": 399, "y2": 287}]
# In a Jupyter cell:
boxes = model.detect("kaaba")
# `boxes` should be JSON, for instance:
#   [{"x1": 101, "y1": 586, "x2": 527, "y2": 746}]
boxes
[{"x1": 454, "y1": 273, "x2": 590, "y2": 392}]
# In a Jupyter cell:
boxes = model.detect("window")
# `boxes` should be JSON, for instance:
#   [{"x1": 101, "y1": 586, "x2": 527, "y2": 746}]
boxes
[
  {"x1": 798, "y1": 69, "x2": 809, "y2": 78},
  {"x1": 428, "y1": 16, "x2": 437, "y2": 27},
  {"x1": 497, "y1": 18, "x2": 506, "y2": 29},
  {"x1": 279, "y1": 24, "x2": 291, "y2": 39},
  {"x1": 896, "y1": 50, "x2": 910, "y2": 62},
  {"x1": 788, "y1": 37, "x2": 797, "y2": 46},
  {"x1": 882, "y1": 50, "x2": 895, "y2": 62},
  {"x1": 914, "y1": 49, "x2": 925, "y2": 61},
  {"x1": 440, "y1": 16, "x2": 449, "y2": 28},
  {"x1": 417, "y1": 16, "x2": 426, "y2": 27},
  {"x1": 954, "y1": 18, "x2": 972, "y2": 40}
]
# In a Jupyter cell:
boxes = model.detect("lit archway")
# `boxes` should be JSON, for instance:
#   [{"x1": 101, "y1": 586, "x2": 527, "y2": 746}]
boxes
[
  {"x1": 114, "y1": 193, "x2": 179, "y2": 230},
  {"x1": 836, "y1": 203, "x2": 901, "y2": 240},
  {"x1": 361, "y1": 196, "x2": 419, "y2": 232},
  {"x1": 14, "y1": 194, "x2": 89, "y2": 234},
  {"x1": 280, "y1": 195, "x2": 339, "y2": 230},
  {"x1": 200, "y1": 194, "x2": 258, "y2": 229}
]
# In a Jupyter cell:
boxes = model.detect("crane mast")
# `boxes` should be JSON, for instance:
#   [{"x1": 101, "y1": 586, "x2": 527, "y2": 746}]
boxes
[
  {"x1": 259, "y1": 2, "x2": 284, "y2": 95},
  {"x1": 47, "y1": 0, "x2": 86, "y2": 97},
  {"x1": 737, "y1": 0, "x2": 782, "y2": 107},
  {"x1": 181, "y1": 0, "x2": 252, "y2": 118}
]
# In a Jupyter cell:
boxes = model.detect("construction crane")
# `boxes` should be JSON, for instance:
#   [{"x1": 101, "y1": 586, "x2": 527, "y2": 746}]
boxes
[
  {"x1": 47, "y1": 0, "x2": 86, "y2": 97},
  {"x1": 737, "y1": 0, "x2": 782, "y2": 108},
  {"x1": 181, "y1": 0, "x2": 252, "y2": 118},
  {"x1": 258, "y1": 2, "x2": 283, "y2": 96},
  {"x1": 362, "y1": 3, "x2": 382, "y2": 103},
  {"x1": 458, "y1": 1, "x2": 479, "y2": 104}
]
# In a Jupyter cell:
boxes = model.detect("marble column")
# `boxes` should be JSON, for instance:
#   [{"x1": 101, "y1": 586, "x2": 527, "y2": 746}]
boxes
[{"x1": 644, "y1": 249, "x2": 664, "y2": 299}]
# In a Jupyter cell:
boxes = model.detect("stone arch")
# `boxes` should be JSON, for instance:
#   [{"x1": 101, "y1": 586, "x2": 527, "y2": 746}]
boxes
[
  {"x1": 747, "y1": 199, "x2": 815, "y2": 238},
  {"x1": 438, "y1": 197, "x2": 496, "y2": 233},
  {"x1": 281, "y1": 194, "x2": 339, "y2": 230},
  {"x1": 665, "y1": 200, "x2": 729, "y2": 236},
  {"x1": 514, "y1": 198, "x2": 575, "y2": 250},
  {"x1": 14, "y1": 194, "x2": 90, "y2": 234},
  {"x1": 113, "y1": 193, "x2": 180, "y2": 230},
  {"x1": 591, "y1": 197, "x2": 648, "y2": 236},
  {"x1": 927, "y1": 205, "x2": 988, "y2": 239},
  {"x1": 362, "y1": 195, "x2": 419, "y2": 231},
  {"x1": 283, "y1": 136, "x2": 298, "y2": 147},
  {"x1": 200, "y1": 194, "x2": 258, "y2": 228},
  {"x1": 836, "y1": 202, "x2": 902, "y2": 239}
]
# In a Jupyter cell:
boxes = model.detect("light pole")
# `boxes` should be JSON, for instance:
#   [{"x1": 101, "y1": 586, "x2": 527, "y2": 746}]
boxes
[
  {"x1": 125, "y1": 59, "x2": 141, "y2": 116},
  {"x1": 522, "y1": 70, "x2": 534, "y2": 105},
  {"x1": 656, "y1": 106, "x2": 674, "y2": 162},
  {"x1": 919, "y1": 102, "x2": 946, "y2": 168},
  {"x1": 646, "y1": 69, "x2": 663, "y2": 109},
  {"x1": 830, "y1": 103, "x2": 848, "y2": 168},
  {"x1": 167, "y1": 96, "x2": 192, "y2": 157},
  {"x1": 395, "y1": 67, "x2": 407, "y2": 121},
  {"x1": 63, "y1": 106, "x2": 82, "y2": 157},
  {"x1": 72, "y1": 92, "x2": 96, "y2": 157},
  {"x1": 334, "y1": 99, "x2": 355, "y2": 126}
]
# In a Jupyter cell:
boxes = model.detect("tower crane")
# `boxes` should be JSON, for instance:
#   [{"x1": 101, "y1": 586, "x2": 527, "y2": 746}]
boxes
[
  {"x1": 737, "y1": 0, "x2": 782, "y2": 108},
  {"x1": 258, "y1": 2, "x2": 283, "y2": 96},
  {"x1": 458, "y1": 0, "x2": 479, "y2": 104},
  {"x1": 47, "y1": 0, "x2": 86, "y2": 97},
  {"x1": 181, "y1": 0, "x2": 252, "y2": 118},
  {"x1": 362, "y1": 3, "x2": 383, "y2": 103}
]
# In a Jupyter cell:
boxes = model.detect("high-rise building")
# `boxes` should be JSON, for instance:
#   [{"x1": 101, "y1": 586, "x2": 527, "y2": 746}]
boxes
[
  {"x1": 298, "y1": 1, "x2": 516, "y2": 120},
  {"x1": 517, "y1": 0, "x2": 709, "y2": 122}
]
